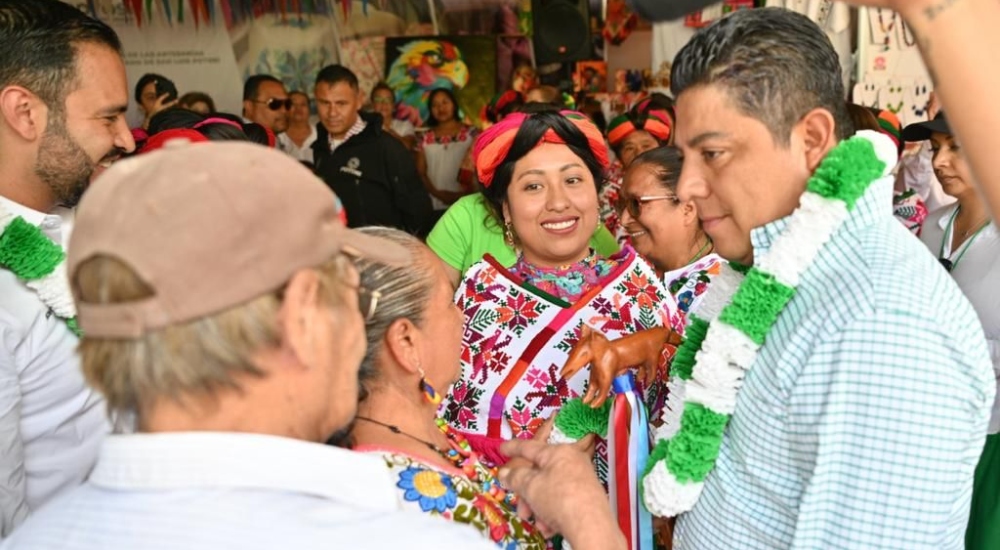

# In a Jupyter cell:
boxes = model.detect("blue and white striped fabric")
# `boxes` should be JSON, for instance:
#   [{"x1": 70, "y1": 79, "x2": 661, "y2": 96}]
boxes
[{"x1": 674, "y1": 178, "x2": 994, "y2": 549}]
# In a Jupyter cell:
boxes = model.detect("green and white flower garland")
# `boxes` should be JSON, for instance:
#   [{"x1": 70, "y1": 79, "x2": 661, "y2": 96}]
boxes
[
  {"x1": 551, "y1": 131, "x2": 895, "y2": 517},
  {"x1": 0, "y1": 200, "x2": 80, "y2": 336}
]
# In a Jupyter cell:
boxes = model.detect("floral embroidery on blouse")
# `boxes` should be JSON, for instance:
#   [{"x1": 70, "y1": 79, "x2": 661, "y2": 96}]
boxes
[
  {"x1": 663, "y1": 253, "x2": 725, "y2": 332},
  {"x1": 510, "y1": 251, "x2": 618, "y2": 303},
  {"x1": 893, "y1": 188, "x2": 928, "y2": 236},
  {"x1": 419, "y1": 125, "x2": 478, "y2": 148},
  {"x1": 359, "y1": 448, "x2": 550, "y2": 549}
]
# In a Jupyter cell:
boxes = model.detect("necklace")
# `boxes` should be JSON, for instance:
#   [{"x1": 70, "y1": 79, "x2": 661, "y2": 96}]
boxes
[
  {"x1": 684, "y1": 238, "x2": 713, "y2": 266},
  {"x1": 0, "y1": 200, "x2": 79, "y2": 335},
  {"x1": 355, "y1": 416, "x2": 518, "y2": 506},
  {"x1": 938, "y1": 208, "x2": 992, "y2": 272},
  {"x1": 550, "y1": 130, "x2": 892, "y2": 517}
]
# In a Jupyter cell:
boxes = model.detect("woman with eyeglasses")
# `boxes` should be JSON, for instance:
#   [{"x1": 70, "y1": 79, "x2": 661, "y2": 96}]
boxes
[
  {"x1": 439, "y1": 110, "x2": 680, "y2": 475},
  {"x1": 599, "y1": 106, "x2": 673, "y2": 244},
  {"x1": 343, "y1": 227, "x2": 550, "y2": 549},
  {"x1": 618, "y1": 147, "x2": 723, "y2": 328},
  {"x1": 370, "y1": 82, "x2": 416, "y2": 151},
  {"x1": 904, "y1": 113, "x2": 1000, "y2": 550}
]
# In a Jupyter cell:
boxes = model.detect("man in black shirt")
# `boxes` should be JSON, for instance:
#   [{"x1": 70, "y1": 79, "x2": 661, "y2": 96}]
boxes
[{"x1": 311, "y1": 65, "x2": 432, "y2": 236}]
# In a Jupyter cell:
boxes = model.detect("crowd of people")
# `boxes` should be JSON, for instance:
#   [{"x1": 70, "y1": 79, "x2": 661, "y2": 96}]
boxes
[{"x1": 1, "y1": 0, "x2": 999, "y2": 549}]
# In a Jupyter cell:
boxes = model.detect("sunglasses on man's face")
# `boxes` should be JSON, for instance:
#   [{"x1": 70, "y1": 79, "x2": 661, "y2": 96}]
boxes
[{"x1": 255, "y1": 98, "x2": 292, "y2": 111}]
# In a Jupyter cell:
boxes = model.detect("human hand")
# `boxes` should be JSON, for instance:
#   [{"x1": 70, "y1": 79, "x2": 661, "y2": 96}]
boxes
[
  {"x1": 143, "y1": 91, "x2": 179, "y2": 129},
  {"x1": 499, "y1": 437, "x2": 626, "y2": 550}
]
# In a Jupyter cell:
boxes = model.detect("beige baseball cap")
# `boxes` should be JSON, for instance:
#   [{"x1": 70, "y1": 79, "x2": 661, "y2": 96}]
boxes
[{"x1": 68, "y1": 140, "x2": 409, "y2": 338}]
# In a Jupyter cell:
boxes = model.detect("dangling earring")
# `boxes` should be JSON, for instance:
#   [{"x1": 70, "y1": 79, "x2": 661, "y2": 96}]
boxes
[
  {"x1": 503, "y1": 220, "x2": 516, "y2": 249},
  {"x1": 418, "y1": 367, "x2": 442, "y2": 406}
]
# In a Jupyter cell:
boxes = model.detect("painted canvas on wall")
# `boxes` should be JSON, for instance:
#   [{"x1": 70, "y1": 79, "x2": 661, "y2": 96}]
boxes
[{"x1": 385, "y1": 36, "x2": 496, "y2": 127}]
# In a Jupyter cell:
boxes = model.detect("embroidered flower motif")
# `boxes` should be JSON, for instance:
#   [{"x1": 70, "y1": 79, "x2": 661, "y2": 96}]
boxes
[
  {"x1": 443, "y1": 380, "x2": 484, "y2": 430},
  {"x1": 507, "y1": 397, "x2": 544, "y2": 439},
  {"x1": 619, "y1": 270, "x2": 662, "y2": 310},
  {"x1": 473, "y1": 494, "x2": 511, "y2": 542},
  {"x1": 495, "y1": 291, "x2": 541, "y2": 335},
  {"x1": 397, "y1": 467, "x2": 458, "y2": 513}
]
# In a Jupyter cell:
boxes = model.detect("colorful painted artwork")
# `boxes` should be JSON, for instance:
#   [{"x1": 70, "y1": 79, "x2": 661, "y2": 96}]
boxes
[
  {"x1": 574, "y1": 61, "x2": 607, "y2": 94},
  {"x1": 385, "y1": 36, "x2": 496, "y2": 127}
]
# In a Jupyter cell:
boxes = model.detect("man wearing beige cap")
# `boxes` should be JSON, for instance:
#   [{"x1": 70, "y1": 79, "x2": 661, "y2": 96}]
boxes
[{"x1": 1, "y1": 142, "x2": 493, "y2": 549}]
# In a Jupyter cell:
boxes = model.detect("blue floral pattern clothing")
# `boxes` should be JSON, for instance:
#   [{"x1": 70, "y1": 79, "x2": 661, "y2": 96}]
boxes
[
  {"x1": 662, "y1": 253, "x2": 725, "y2": 333},
  {"x1": 510, "y1": 250, "x2": 619, "y2": 303},
  {"x1": 356, "y1": 447, "x2": 550, "y2": 549}
]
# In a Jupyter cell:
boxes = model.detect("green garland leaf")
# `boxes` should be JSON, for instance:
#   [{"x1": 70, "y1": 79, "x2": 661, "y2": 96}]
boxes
[
  {"x1": 0, "y1": 217, "x2": 65, "y2": 280},
  {"x1": 554, "y1": 398, "x2": 611, "y2": 439},
  {"x1": 665, "y1": 403, "x2": 730, "y2": 483},
  {"x1": 670, "y1": 315, "x2": 710, "y2": 381},
  {"x1": 718, "y1": 269, "x2": 795, "y2": 345},
  {"x1": 806, "y1": 136, "x2": 885, "y2": 210}
]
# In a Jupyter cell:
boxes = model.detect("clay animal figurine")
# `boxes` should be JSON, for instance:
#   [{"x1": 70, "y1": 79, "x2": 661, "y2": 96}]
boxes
[{"x1": 561, "y1": 325, "x2": 683, "y2": 408}]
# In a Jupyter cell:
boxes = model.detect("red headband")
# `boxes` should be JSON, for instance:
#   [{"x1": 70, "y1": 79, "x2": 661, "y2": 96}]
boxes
[
  {"x1": 192, "y1": 117, "x2": 243, "y2": 130},
  {"x1": 607, "y1": 108, "x2": 672, "y2": 147},
  {"x1": 473, "y1": 110, "x2": 609, "y2": 188},
  {"x1": 139, "y1": 129, "x2": 209, "y2": 154}
]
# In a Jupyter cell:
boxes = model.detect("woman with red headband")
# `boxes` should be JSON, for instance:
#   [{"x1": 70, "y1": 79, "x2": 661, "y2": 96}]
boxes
[
  {"x1": 599, "y1": 106, "x2": 673, "y2": 242},
  {"x1": 440, "y1": 110, "x2": 680, "y2": 478}
]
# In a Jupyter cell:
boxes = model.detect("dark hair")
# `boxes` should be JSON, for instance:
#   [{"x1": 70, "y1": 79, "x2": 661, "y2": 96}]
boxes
[
  {"x1": 426, "y1": 87, "x2": 459, "y2": 127},
  {"x1": 640, "y1": 92, "x2": 675, "y2": 116},
  {"x1": 241, "y1": 122, "x2": 272, "y2": 147},
  {"x1": 315, "y1": 64, "x2": 359, "y2": 90},
  {"x1": 629, "y1": 146, "x2": 682, "y2": 193},
  {"x1": 846, "y1": 102, "x2": 879, "y2": 133},
  {"x1": 370, "y1": 81, "x2": 395, "y2": 101},
  {"x1": 178, "y1": 91, "x2": 216, "y2": 112},
  {"x1": 134, "y1": 73, "x2": 170, "y2": 104},
  {"x1": 481, "y1": 111, "x2": 605, "y2": 226},
  {"x1": 0, "y1": 0, "x2": 121, "y2": 111},
  {"x1": 243, "y1": 74, "x2": 283, "y2": 101},
  {"x1": 146, "y1": 108, "x2": 250, "y2": 142},
  {"x1": 671, "y1": 7, "x2": 851, "y2": 145},
  {"x1": 518, "y1": 102, "x2": 560, "y2": 115},
  {"x1": 209, "y1": 112, "x2": 269, "y2": 145},
  {"x1": 147, "y1": 107, "x2": 204, "y2": 134}
]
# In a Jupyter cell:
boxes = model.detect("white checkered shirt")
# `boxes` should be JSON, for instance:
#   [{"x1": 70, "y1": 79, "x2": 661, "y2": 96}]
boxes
[{"x1": 674, "y1": 177, "x2": 994, "y2": 550}]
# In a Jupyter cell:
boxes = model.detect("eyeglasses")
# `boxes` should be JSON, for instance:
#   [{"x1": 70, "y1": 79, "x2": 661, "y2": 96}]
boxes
[
  {"x1": 254, "y1": 98, "x2": 292, "y2": 111},
  {"x1": 356, "y1": 285, "x2": 382, "y2": 322},
  {"x1": 616, "y1": 194, "x2": 679, "y2": 219}
]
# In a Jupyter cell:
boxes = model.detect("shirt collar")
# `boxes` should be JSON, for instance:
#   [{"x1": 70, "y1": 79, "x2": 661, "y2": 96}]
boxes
[
  {"x1": 751, "y1": 174, "x2": 894, "y2": 257},
  {"x1": 328, "y1": 116, "x2": 367, "y2": 151},
  {"x1": 0, "y1": 194, "x2": 47, "y2": 227},
  {"x1": 89, "y1": 432, "x2": 401, "y2": 511}
]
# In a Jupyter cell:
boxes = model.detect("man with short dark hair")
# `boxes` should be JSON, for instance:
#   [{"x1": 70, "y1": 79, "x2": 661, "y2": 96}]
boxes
[
  {"x1": 0, "y1": 0, "x2": 135, "y2": 536},
  {"x1": 498, "y1": 8, "x2": 994, "y2": 550},
  {"x1": 242, "y1": 74, "x2": 290, "y2": 134},
  {"x1": 311, "y1": 64, "x2": 431, "y2": 235}
]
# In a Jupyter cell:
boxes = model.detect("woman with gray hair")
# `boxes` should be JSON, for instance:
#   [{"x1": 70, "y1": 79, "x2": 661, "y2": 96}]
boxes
[{"x1": 346, "y1": 227, "x2": 549, "y2": 549}]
